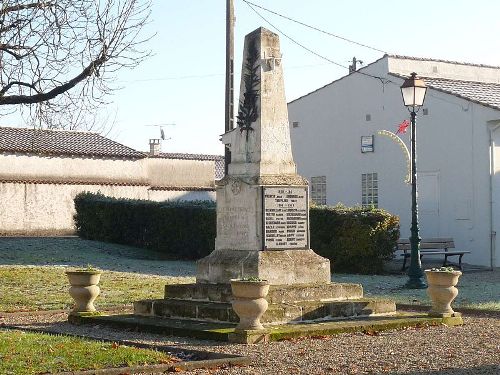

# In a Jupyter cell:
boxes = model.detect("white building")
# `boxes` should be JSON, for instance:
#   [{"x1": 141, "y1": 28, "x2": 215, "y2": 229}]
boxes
[
  {"x1": 288, "y1": 55, "x2": 500, "y2": 268},
  {"x1": 0, "y1": 127, "x2": 222, "y2": 235}
]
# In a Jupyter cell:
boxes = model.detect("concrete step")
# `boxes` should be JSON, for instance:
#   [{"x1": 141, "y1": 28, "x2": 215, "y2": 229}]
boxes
[
  {"x1": 68, "y1": 311, "x2": 463, "y2": 344},
  {"x1": 134, "y1": 298, "x2": 395, "y2": 324},
  {"x1": 164, "y1": 282, "x2": 363, "y2": 303}
]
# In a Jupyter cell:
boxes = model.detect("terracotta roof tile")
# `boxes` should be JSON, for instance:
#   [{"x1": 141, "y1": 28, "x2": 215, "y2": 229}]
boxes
[
  {"x1": 154, "y1": 152, "x2": 224, "y2": 161},
  {"x1": 152, "y1": 152, "x2": 225, "y2": 180},
  {"x1": 423, "y1": 77, "x2": 500, "y2": 110},
  {"x1": 0, "y1": 126, "x2": 145, "y2": 158},
  {"x1": 388, "y1": 54, "x2": 500, "y2": 70}
]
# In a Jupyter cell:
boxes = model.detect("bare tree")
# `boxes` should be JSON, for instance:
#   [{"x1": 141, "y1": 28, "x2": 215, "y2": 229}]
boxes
[{"x1": 0, "y1": 0, "x2": 152, "y2": 130}]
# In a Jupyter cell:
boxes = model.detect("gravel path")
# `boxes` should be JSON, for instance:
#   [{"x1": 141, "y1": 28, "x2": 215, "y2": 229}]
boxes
[{"x1": 1, "y1": 311, "x2": 499, "y2": 374}]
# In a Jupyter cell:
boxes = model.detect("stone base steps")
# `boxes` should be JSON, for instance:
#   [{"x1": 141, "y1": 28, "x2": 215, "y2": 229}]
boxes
[
  {"x1": 164, "y1": 282, "x2": 364, "y2": 304},
  {"x1": 134, "y1": 298, "x2": 396, "y2": 325},
  {"x1": 68, "y1": 312, "x2": 463, "y2": 344}
]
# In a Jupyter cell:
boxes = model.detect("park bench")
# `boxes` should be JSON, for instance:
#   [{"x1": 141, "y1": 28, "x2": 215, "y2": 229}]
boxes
[{"x1": 397, "y1": 237, "x2": 470, "y2": 271}]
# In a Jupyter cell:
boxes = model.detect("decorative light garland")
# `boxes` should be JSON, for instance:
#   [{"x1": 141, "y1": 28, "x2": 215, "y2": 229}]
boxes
[{"x1": 377, "y1": 130, "x2": 411, "y2": 184}]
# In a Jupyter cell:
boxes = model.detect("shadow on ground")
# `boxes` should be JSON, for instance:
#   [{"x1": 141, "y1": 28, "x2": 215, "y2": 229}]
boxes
[
  {"x1": 1, "y1": 237, "x2": 498, "y2": 310},
  {"x1": 0, "y1": 237, "x2": 196, "y2": 277}
]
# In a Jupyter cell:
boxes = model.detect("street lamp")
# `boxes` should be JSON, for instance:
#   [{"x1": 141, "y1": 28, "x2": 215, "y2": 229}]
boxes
[{"x1": 400, "y1": 72, "x2": 428, "y2": 289}]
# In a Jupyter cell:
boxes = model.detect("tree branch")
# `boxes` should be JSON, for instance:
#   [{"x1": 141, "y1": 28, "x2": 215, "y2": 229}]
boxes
[
  {"x1": 0, "y1": 2, "x2": 53, "y2": 15},
  {"x1": 0, "y1": 0, "x2": 152, "y2": 131},
  {"x1": 0, "y1": 55, "x2": 106, "y2": 104},
  {"x1": 0, "y1": 81, "x2": 38, "y2": 95}
]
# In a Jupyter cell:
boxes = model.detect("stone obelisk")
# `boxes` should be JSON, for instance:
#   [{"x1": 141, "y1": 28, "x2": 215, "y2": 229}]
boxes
[
  {"x1": 134, "y1": 28, "x2": 393, "y2": 329},
  {"x1": 197, "y1": 28, "x2": 330, "y2": 285}
]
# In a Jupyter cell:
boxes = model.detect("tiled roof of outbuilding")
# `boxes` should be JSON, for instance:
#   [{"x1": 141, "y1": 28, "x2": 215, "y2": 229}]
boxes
[
  {"x1": 153, "y1": 152, "x2": 225, "y2": 180},
  {"x1": 0, "y1": 126, "x2": 145, "y2": 158},
  {"x1": 387, "y1": 54, "x2": 500, "y2": 70},
  {"x1": 423, "y1": 77, "x2": 500, "y2": 111},
  {"x1": 154, "y1": 152, "x2": 223, "y2": 161}
]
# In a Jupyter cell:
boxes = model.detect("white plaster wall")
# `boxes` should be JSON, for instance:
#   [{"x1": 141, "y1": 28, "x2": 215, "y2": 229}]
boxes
[
  {"x1": 0, "y1": 183, "x2": 146, "y2": 235},
  {"x1": 489, "y1": 123, "x2": 500, "y2": 267},
  {"x1": 0, "y1": 153, "x2": 217, "y2": 235},
  {"x1": 0, "y1": 153, "x2": 147, "y2": 184},
  {"x1": 388, "y1": 57, "x2": 500, "y2": 84},
  {"x1": 0, "y1": 153, "x2": 216, "y2": 188},
  {"x1": 146, "y1": 158, "x2": 215, "y2": 188},
  {"x1": 0, "y1": 183, "x2": 216, "y2": 236},
  {"x1": 288, "y1": 56, "x2": 500, "y2": 267}
]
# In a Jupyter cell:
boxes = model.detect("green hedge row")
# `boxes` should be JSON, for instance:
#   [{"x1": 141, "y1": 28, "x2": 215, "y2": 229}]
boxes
[
  {"x1": 310, "y1": 204, "x2": 400, "y2": 274},
  {"x1": 74, "y1": 193, "x2": 399, "y2": 273},
  {"x1": 74, "y1": 192, "x2": 216, "y2": 260}
]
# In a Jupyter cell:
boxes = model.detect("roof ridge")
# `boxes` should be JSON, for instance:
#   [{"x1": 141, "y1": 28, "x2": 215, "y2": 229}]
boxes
[
  {"x1": 420, "y1": 76, "x2": 500, "y2": 86},
  {"x1": 288, "y1": 54, "x2": 389, "y2": 105},
  {"x1": 160, "y1": 151, "x2": 223, "y2": 157},
  {"x1": 390, "y1": 72, "x2": 500, "y2": 85},
  {"x1": 388, "y1": 72, "x2": 500, "y2": 111},
  {"x1": 0, "y1": 125, "x2": 99, "y2": 135},
  {"x1": 155, "y1": 152, "x2": 224, "y2": 160},
  {"x1": 387, "y1": 54, "x2": 500, "y2": 70}
]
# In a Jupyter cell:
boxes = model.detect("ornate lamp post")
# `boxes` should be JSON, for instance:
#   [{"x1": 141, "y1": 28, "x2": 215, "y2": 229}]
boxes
[{"x1": 401, "y1": 72, "x2": 428, "y2": 289}]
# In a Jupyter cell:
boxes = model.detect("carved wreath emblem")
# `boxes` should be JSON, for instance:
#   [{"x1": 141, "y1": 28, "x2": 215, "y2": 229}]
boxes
[{"x1": 230, "y1": 179, "x2": 242, "y2": 195}]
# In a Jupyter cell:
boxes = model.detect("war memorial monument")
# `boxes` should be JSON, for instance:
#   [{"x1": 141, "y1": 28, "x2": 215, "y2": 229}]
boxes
[
  {"x1": 71, "y1": 28, "x2": 463, "y2": 343},
  {"x1": 133, "y1": 28, "x2": 396, "y2": 332}
]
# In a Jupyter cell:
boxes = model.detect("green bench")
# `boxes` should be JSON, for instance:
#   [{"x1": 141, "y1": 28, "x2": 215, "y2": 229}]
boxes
[{"x1": 397, "y1": 238, "x2": 470, "y2": 271}]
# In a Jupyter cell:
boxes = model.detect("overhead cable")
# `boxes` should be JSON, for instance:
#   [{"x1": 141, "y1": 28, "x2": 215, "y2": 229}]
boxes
[
  {"x1": 242, "y1": 0, "x2": 387, "y2": 54},
  {"x1": 243, "y1": 0, "x2": 397, "y2": 87}
]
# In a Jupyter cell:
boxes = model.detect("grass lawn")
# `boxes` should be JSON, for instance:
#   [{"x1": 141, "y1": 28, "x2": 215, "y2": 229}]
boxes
[
  {"x1": 0, "y1": 329, "x2": 174, "y2": 374},
  {"x1": 0, "y1": 238, "x2": 497, "y2": 312},
  {"x1": 334, "y1": 272, "x2": 500, "y2": 311},
  {"x1": 0, "y1": 266, "x2": 194, "y2": 312}
]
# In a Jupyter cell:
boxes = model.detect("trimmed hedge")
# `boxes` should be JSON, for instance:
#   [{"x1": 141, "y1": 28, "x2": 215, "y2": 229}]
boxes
[
  {"x1": 74, "y1": 192, "x2": 216, "y2": 260},
  {"x1": 74, "y1": 193, "x2": 399, "y2": 273},
  {"x1": 310, "y1": 205, "x2": 400, "y2": 274}
]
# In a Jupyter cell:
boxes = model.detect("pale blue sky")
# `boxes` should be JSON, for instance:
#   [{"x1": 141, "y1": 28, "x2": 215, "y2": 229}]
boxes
[{"x1": 5, "y1": 1, "x2": 500, "y2": 155}]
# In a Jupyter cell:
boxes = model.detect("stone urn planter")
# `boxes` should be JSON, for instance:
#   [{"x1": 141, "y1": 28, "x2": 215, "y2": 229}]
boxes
[
  {"x1": 66, "y1": 268, "x2": 102, "y2": 314},
  {"x1": 425, "y1": 267, "x2": 462, "y2": 317},
  {"x1": 230, "y1": 279, "x2": 270, "y2": 330}
]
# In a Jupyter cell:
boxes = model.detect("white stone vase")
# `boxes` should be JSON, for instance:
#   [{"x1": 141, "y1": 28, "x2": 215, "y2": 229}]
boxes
[
  {"x1": 425, "y1": 270, "x2": 462, "y2": 317},
  {"x1": 230, "y1": 279, "x2": 270, "y2": 330},
  {"x1": 66, "y1": 270, "x2": 101, "y2": 314}
]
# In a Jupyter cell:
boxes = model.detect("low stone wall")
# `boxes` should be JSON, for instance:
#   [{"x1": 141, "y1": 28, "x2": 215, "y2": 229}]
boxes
[
  {"x1": 0, "y1": 182, "x2": 215, "y2": 236},
  {"x1": 0, "y1": 152, "x2": 217, "y2": 236}
]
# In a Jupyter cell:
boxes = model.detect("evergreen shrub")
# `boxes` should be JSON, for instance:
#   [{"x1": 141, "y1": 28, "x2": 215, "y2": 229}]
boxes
[
  {"x1": 73, "y1": 192, "x2": 216, "y2": 260},
  {"x1": 310, "y1": 204, "x2": 399, "y2": 274},
  {"x1": 74, "y1": 193, "x2": 399, "y2": 273}
]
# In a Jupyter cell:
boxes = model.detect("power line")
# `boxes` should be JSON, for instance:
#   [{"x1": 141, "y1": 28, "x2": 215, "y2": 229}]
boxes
[
  {"x1": 119, "y1": 63, "x2": 334, "y2": 84},
  {"x1": 241, "y1": 0, "x2": 386, "y2": 54},
  {"x1": 123, "y1": 73, "x2": 224, "y2": 83},
  {"x1": 243, "y1": 0, "x2": 397, "y2": 87}
]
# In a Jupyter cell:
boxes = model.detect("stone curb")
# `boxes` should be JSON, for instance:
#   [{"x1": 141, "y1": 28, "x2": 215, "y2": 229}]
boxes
[
  {"x1": 65, "y1": 311, "x2": 464, "y2": 344},
  {"x1": 0, "y1": 325, "x2": 251, "y2": 374},
  {"x1": 0, "y1": 306, "x2": 132, "y2": 318},
  {"x1": 396, "y1": 304, "x2": 500, "y2": 317},
  {"x1": 229, "y1": 314, "x2": 464, "y2": 344}
]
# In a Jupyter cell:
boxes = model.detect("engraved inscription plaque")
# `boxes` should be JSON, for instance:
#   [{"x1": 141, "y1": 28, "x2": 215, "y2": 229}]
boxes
[
  {"x1": 263, "y1": 187, "x2": 309, "y2": 249},
  {"x1": 219, "y1": 207, "x2": 251, "y2": 239}
]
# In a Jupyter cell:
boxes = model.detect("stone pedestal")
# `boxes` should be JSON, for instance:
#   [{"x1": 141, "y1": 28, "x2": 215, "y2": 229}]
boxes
[
  {"x1": 197, "y1": 174, "x2": 330, "y2": 285},
  {"x1": 197, "y1": 249, "x2": 329, "y2": 285}
]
